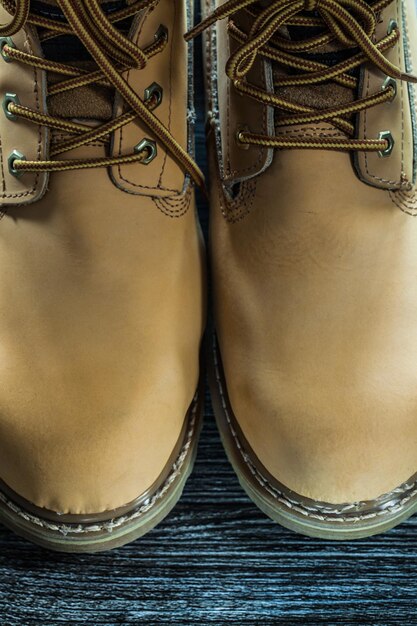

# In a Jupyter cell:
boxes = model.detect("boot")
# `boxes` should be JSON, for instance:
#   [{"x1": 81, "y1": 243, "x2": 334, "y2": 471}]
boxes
[
  {"x1": 192, "y1": 0, "x2": 417, "y2": 538},
  {"x1": 0, "y1": 0, "x2": 205, "y2": 552}
]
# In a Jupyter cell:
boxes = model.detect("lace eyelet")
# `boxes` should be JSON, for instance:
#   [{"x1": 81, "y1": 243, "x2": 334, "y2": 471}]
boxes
[
  {"x1": 154, "y1": 24, "x2": 168, "y2": 43},
  {"x1": 8, "y1": 149, "x2": 26, "y2": 177},
  {"x1": 134, "y1": 138, "x2": 157, "y2": 164},
  {"x1": 378, "y1": 130, "x2": 395, "y2": 158},
  {"x1": 387, "y1": 19, "x2": 398, "y2": 35},
  {"x1": 381, "y1": 76, "x2": 397, "y2": 101},
  {"x1": 2, "y1": 93, "x2": 20, "y2": 120},
  {"x1": 0, "y1": 37, "x2": 15, "y2": 62},
  {"x1": 144, "y1": 82, "x2": 163, "y2": 108},
  {"x1": 236, "y1": 127, "x2": 250, "y2": 150}
]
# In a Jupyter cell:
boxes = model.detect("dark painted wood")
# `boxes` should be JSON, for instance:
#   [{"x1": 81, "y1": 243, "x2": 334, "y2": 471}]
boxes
[{"x1": 2, "y1": 10, "x2": 417, "y2": 626}]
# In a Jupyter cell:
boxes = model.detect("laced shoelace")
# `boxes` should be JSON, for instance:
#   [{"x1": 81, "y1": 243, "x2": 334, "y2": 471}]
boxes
[
  {"x1": 186, "y1": 0, "x2": 417, "y2": 154},
  {"x1": 0, "y1": 0, "x2": 204, "y2": 186}
]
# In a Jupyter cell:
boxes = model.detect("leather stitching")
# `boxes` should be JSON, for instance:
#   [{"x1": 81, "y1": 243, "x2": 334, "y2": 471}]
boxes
[
  {"x1": 0, "y1": 394, "x2": 199, "y2": 534},
  {"x1": 275, "y1": 126, "x2": 347, "y2": 138},
  {"x1": 0, "y1": 134, "x2": 5, "y2": 195},
  {"x1": 209, "y1": 0, "x2": 267, "y2": 181},
  {"x1": 152, "y1": 180, "x2": 192, "y2": 217},
  {"x1": 0, "y1": 28, "x2": 42, "y2": 200},
  {"x1": 215, "y1": 163, "x2": 257, "y2": 223},
  {"x1": 157, "y1": 0, "x2": 175, "y2": 187},
  {"x1": 402, "y1": 0, "x2": 417, "y2": 183},
  {"x1": 114, "y1": 3, "x2": 184, "y2": 195},
  {"x1": 389, "y1": 184, "x2": 417, "y2": 215},
  {"x1": 213, "y1": 343, "x2": 417, "y2": 523},
  {"x1": 363, "y1": 2, "x2": 404, "y2": 187}
]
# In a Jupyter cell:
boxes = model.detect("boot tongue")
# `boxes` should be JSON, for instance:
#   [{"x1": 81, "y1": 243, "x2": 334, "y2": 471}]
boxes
[
  {"x1": 31, "y1": 0, "x2": 132, "y2": 121},
  {"x1": 273, "y1": 16, "x2": 358, "y2": 130}
]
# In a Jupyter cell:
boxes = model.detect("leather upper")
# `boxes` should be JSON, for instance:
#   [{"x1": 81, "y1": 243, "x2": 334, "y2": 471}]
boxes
[
  {"x1": 0, "y1": 8, "x2": 49, "y2": 205},
  {"x1": 111, "y1": 0, "x2": 195, "y2": 197},
  {"x1": 208, "y1": 0, "x2": 417, "y2": 504},
  {"x1": 355, "y1": 0, "x2": 416, "y2": 190},
  {"x1": 0, "y1": 0, "x2": 205, "y2": 515}
]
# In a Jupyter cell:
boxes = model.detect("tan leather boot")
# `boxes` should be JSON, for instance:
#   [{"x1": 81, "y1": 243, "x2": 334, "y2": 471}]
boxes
[
  {"x1": 192, "y1": 0, "x2": 417, "y2": 538},
  {"x1": 0, "y1": 0, "x2": 205, "y2": 552}
]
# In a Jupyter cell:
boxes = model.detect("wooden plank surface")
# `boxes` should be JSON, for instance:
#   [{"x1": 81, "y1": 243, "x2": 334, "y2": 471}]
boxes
[{"x1": 2, "y1": 11, "x2": 417, "y2": 626}]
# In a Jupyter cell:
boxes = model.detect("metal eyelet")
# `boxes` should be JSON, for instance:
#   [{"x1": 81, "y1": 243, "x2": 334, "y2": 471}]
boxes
[
  {"x1": 154, "y1": 24, "x2": 168, "y2": 43},
  {"x1": 8, "y1": 149, "x2": 26, "y2": 177},
  {"x1": 236, "y1": 126, "x2": 250, "y2": 150},
  {"x1": 378, "y1": 130, "x2": 395, "y2": 157},
  {"x1": 0, "y1": 37, "x2": 15, "y2": 62},
  {"x1": 144, "y1": 82, "x2": 163, "y2": 108},
  {"x1": 134, "y1": 138, "x2": 157, "y2": 164},
  {"x1": 387, "y1": 19, "x2": 398, "y2": 35},
  {"x1": 2, "y1": 93, "x2": 20, "y2": 120},
  {"x1": 382, "y1": 76, "x2": 397, "y2": 101}
]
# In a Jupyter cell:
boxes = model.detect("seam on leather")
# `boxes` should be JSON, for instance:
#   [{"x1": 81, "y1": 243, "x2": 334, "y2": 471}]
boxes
[
  {"x1": 389, "y1": 185, "x2": 417, "y2": 214},
  {"x1": 115, "y1": 7, "x2": 170, "y2": 192},
  {"x1": 225, "y1": 13, "x2": 231, "y2": 176},
  {"x1": 157, "y1": 0, "x2": 176, "y2": 186},
  {"x1": 363, "y1": 0, "x2": 404, "y2": 187},
  {"x1": 0, "y1": 28, "x2": 42, "y2": 200},
  {"x1": 113, "y1": 1, "x2": 192, "y2": 196},
  {"x1": 152, "y1": 179, "x2": 192, "y2": 217},
  {"x1": 402, "y1": 0, "x2": 417, "y2": 184},
  {"x1": 208, "y1": 0, "x2": 266, "y2": 181},
  {"x1": 214, "y1": 162, "x2": 257, "y2": 223},
  {"x1": 275, "y1": 126, "x2": 346, "y2": 138},
  {"x1": 213, "y1": 344, "x2": 417, "y2": 522},
  {"x1": 0, "y1": 394, "x2": 198, "y2": 534},
  {"x1": 0, "y1": 133, "x2": 6, "y2": 194}
]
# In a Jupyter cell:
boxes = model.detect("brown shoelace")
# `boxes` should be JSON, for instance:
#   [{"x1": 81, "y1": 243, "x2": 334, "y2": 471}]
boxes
[
  {"x1": 0, "y1": 0, "x2": 204, "y2": 186},
  {"x1": 186, "y1": 0, "x2": 417, "y2": 153}
]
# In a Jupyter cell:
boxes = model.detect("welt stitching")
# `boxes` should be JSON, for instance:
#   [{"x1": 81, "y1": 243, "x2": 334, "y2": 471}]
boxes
[
  {"x1": 213, "y1": 344, "x2": 417, "y2": 523},
  {"x1": 0, "y1": 395, "x2": 199, "y2": 534}
]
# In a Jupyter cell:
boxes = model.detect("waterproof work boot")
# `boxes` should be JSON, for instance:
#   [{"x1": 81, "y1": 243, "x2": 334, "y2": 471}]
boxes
[
  {"x1": 190, "y1": 0, "x2": 417, "y2": 538},
  {"x1": 0, "y1": 0, "x2": 205, "y2": 552}
]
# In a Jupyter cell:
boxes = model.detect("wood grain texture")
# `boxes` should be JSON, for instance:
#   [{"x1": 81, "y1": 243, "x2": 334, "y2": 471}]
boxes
[{"x1": 2, "y1": 10, "x2": 417, "y2": 626}]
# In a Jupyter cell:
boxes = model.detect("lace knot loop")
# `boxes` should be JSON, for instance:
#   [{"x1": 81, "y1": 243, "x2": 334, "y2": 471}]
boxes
[
  {"x1": 304, "y1": 0, "x2": 318, "y2": 12},
  {"x1": 186, "y1": 0, "x2": 417, "y2": 155},
  {"x1": 0, "y1": 0, "x2": 205, "y2": 187}
]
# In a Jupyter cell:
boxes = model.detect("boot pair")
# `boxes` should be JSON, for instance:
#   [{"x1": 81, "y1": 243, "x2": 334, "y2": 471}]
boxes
[{"x1": 0, "y1": 0, "x2": 415, "y2": 552}]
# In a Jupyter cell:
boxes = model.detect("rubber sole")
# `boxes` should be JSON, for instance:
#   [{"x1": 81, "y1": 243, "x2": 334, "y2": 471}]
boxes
[
  {"x1": 209, "y1": 338, "x2": 417, "y2": 540},
  {"x1": 0, "y1": 391, "x2": 203, "y2": 553}
]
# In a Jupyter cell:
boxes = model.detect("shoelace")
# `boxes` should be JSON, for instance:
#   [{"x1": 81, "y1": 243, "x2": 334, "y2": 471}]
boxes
[
  {"x1": 186, "y1": 0, "x2": 417, "y2": 154},
  {"x1": 0, "y1": 0, "x2": 204, "y2": 186}
]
